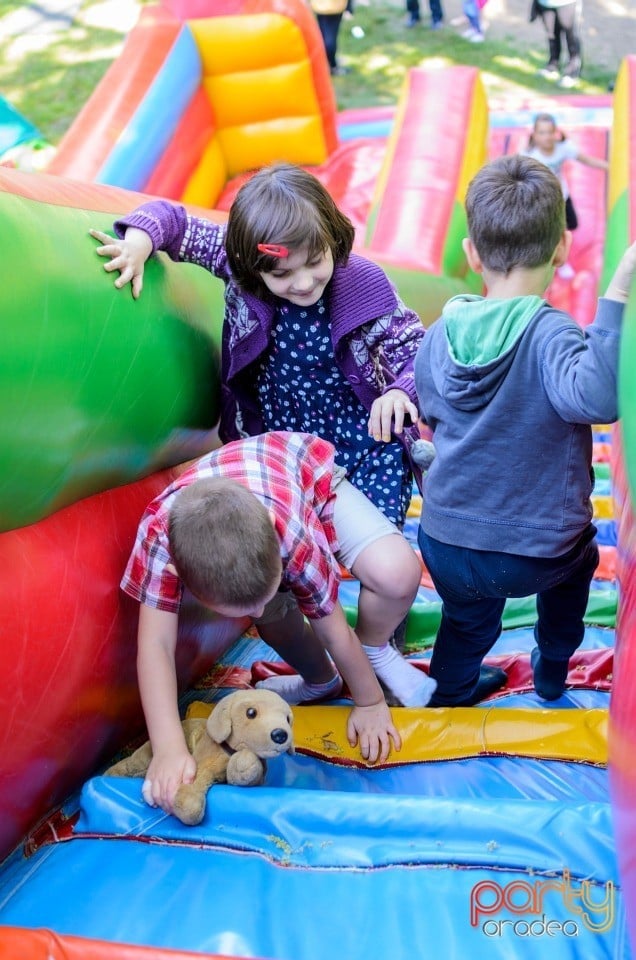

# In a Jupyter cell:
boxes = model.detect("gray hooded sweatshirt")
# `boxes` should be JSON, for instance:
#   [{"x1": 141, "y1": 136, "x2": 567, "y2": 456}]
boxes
[{"x1": 414, "y1": 293, "x2": 623, "y2": 557}]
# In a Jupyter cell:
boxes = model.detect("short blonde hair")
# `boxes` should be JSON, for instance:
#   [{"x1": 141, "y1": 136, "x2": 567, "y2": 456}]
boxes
[{"x1": 168, "y1": 478, "x2": 281, "y2": 607}]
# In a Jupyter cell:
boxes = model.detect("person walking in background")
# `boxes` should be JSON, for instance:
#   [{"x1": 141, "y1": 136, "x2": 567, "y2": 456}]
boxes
[
  {"x1": 521, "y1": 112, "x2": 609, "y2": 278},
  {"x1": 310, "y1": 0, "x2": 350, "y2": 75},
  {"x1": 459, "y1": 0, "x2": 487, "y2": 42},
  {"x1": 405, "y1": 0, "x2": 443, "y2": 30},
  {"x1": 531, "y1": 0, "x2": 583, "y2": 87}
]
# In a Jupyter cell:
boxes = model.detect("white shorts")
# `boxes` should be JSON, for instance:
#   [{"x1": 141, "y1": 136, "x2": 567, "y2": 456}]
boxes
[
  {"x1": 331, "y1": 471, "x2": 401, "y2": 571},
  {"x1": 254, "y1": 466, "x2": 400, "y2": 626}
]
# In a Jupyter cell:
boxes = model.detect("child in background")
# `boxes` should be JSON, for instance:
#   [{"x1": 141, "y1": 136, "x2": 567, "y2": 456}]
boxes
[
  {"x1": 521, "y1": 113, "x2": 609, "y2": 279},
  {"x1": 414, "y1": 154, "x2": 636, "y2": 707},
  {"x1": 124, "y1": 432, "x2": 436, "y2": 813},
  {"x1": 91, "y1": 163, "x2": 433, "y2": 708},
  {"x1": 460, "y1": 0, "x2": 486, "y2": 43}
]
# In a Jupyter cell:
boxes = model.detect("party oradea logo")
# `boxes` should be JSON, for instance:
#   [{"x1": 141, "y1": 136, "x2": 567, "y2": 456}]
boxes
[{"x1": 470, "y1": 870, "x2": 614, "y2": 938}]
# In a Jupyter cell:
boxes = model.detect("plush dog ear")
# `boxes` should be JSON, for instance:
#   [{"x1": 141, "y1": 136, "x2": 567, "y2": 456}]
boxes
[{"x1": 206, "y1": 697, "x2": 233, "y2": 744}]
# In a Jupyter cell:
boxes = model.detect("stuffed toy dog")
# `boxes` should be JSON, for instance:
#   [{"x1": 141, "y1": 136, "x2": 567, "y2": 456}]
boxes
[{"x1": 106, "y1": 688, "x2": 294, "y2": 825}]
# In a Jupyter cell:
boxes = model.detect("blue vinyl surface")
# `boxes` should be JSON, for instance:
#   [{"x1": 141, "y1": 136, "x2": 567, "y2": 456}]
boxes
[{"x1": 0, "y1": 777, "x2": 628, "y2": 959}]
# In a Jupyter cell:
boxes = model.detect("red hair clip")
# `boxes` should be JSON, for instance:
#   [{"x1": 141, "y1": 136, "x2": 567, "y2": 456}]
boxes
[{"x1": 257, "y1": 243, "x2": 289, "y2": 258}]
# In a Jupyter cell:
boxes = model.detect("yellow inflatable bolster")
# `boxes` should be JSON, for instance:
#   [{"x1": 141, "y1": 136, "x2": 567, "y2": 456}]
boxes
[
  {"x1": 181, "y1": 137, "x2": 227, "y2": 208},
  {"x1": 205, "y1": 61, "x2": 320, "y2": 128},
  {"x1": 187, "y1": 702, "x2": 607, "y2": 767},
  {"x1": 189, "y1": 14, "x2": 309, "y2": 74},
  {"x1": 219, "y1": 117, "x2": 328, "y2": 176}
]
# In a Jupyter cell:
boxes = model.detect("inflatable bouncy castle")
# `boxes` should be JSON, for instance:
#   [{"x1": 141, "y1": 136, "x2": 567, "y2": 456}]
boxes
[
  {"x1": 0, "y1": 0, "x2": 635, "y2": 954},
  {"x1": 47, "y1": 0, "x2": 487, "y2": 316}
]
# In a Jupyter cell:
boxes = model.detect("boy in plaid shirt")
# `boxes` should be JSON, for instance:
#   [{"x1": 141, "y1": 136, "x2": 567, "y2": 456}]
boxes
[{"x1": 123, "y1": 431, "x2": 435, "y2": 815}]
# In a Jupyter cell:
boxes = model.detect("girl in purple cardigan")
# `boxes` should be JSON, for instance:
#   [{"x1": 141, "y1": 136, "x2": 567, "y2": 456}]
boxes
[{"x1": 90, "y1": 163, "x2": 435, "y2": 710}]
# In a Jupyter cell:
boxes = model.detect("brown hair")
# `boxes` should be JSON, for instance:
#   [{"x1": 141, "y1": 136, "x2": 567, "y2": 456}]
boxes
[
  {"x1": 225, "y1": 162, "x2": 355, "y2": 297},
  {"x1": 465, "y1": 155, "x2": 565, "y2": 275},
  {"x1": 168, "y1": 478, "x2": 281, "y2": 607},
  {"x1": 528, "y1": 112, "x2": 567, "y2": 149}
]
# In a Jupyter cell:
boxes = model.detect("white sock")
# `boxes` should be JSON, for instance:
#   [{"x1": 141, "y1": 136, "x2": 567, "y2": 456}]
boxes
[
  {"x1": 255, "y1": 672, "x2": 343, "y2": 705},
  {"x1": 362, "y1": 643, "x2": 437, "y2": 706}
]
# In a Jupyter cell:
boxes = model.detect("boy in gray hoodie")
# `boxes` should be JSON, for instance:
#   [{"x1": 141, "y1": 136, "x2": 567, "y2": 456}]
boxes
[{"x1": 414, "y1": 154, "x2": 636, "y2": 706}]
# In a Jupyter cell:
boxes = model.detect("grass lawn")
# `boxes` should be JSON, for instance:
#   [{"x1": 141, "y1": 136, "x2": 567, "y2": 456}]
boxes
[
  {"x1": 0, "y1": 0, "x2": 617, "y2": 145},
  {"x1": 333, "y1": 2, "x2": 615, "y2": 106}
]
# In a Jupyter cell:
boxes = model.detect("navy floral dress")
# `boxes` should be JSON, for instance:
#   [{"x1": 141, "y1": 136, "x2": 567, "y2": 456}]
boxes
[{"x1": 257, "y1": 297, "x2": 411, "y2": 527}]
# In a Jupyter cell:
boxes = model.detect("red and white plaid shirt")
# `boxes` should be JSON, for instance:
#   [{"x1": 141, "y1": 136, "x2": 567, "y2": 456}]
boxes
[{"x1": 121, "y1": 432, "x2": 341, "y2": 619}]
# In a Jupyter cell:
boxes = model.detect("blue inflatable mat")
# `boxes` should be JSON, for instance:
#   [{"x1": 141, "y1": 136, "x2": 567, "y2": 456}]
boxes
[{"x1": 0, "y1": 777, "x2": 627, "y2": 959}]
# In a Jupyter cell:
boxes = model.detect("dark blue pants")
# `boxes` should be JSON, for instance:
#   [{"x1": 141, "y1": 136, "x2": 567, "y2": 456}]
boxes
[
  {"x1": 406, "y1": 0, "x2": 443, "y2": 24},
  {"x1": 316, "y1": 13, "x2": 343, "y2": 69},
  {"x1": 418, "y1": 526, "x2": 598, "y2": 705}
]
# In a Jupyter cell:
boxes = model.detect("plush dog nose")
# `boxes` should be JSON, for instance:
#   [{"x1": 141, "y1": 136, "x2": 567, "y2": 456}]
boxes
[{"x1": 271, "y1": 728, "x2": 289, "y2": 745}]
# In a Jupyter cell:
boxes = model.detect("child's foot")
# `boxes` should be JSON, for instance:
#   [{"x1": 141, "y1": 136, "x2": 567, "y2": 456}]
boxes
[
  {"x1": 537, "y1": 61, "x2": 560, "y2": 80},
  {"x1": 256, "y1": 672, "x2": 343, "y2": 704},
  {"x1": 428, "y1": 665, "x2": 508, "y2": 707},
  {"x1": 531, "y1": 647, "x2": 569, "y2": 701},
  {"x1": 464, "y1": 665, "x2": 507, "y2": 703},
  {"x1": 558, "y1": 58, "x2": 581, "y2": 89},
  {"x1": 362, "y1": 643, "x2": 437, "y2": 706}
]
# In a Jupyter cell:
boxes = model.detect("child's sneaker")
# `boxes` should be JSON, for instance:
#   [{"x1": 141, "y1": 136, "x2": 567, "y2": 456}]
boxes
[
  {"x1": 537, "y1": 62, "x2": 560, "y2": 80},
  {"x1": 559, "y1": 57, "x2": 581, "y2": 87},
  {"x1": 428, "y1": 665, "x2": 508, "y2": 707},
  {"x1": 531, "y1": 647, "x2": 569, "y2": 701}
]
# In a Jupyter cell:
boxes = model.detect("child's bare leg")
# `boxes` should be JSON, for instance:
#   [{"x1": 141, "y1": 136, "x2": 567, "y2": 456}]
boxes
[
  {"x1": 255, "y1": 603, "x2": 342, "y2": 704},
  {"x1": 352, "y1": 533, "x2": 419, "y2": 644},
  {"x1": 351, "y1": 533, "x2": 437, "y2": 706}
]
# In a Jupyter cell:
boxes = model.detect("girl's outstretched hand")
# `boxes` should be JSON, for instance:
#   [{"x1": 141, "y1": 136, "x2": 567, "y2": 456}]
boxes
[{"x1": 89, "y1": 226, "x2": 153, "y2": 299}]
